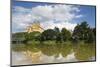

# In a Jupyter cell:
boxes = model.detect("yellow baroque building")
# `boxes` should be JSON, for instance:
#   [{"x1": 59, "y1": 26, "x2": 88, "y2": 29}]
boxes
[{"x1": 26, "y1": 22, "x2": 44, "y2": 33}]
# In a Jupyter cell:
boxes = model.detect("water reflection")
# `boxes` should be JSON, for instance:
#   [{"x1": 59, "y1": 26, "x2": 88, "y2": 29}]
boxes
[
  {"x1": 74, "y1": 43, "x2": 96, "y2": 61},
  {"x1": 35, "y1": 43, "x2": 73, "y2": 58},
  {"x1": 12, "y1": 42, "x2": 96, "y2": 65}
]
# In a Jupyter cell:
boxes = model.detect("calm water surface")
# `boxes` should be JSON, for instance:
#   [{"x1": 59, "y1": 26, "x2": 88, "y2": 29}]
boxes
[{"x1": 12, "y1": 43, "x2": 96, "y2": 66}]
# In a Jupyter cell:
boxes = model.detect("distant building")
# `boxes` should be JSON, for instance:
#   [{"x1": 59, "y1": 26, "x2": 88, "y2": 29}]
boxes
[{"x1": 26, "y1": 21, "x2": 44, "y2": 33}]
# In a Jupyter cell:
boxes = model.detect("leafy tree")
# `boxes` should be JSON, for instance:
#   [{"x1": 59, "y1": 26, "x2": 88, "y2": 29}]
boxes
[
  {"x1": 61, "y1": 28, "x2": 71, "y2": 41},
  {"x1": 56, "y1": 32, "x2": 62, "y2": 43},
  {"x1": 72, "y1": 24, "x2": 81, "y2": 41},
  {"x1": 92, "y1": 28, "x2": 96, "y2": 41},
  {"x1": 40, "y1": 29, "x2": 56, "y2": 41},
  {"x1": 93, "y1": 28, "x2": 96, "y2": 36},
  {"x1": 72, "y1": 21, "x2": 95, "y2": 43},
  {"x1": 73, "y1": 21, "x2": 89, "y2": 40},
  {"x1": 85, "y1": 28, "x2": 95, "y2": 43},
  {"x1": 80, "y1": 21, "x2": 90, "y2": 40},
  {"x1": 54, "y1": 27, "x2": 62, "y2": 42},
  {"x1": 12, "y1": 32, "x2": 27, "y2": 43},
  {"x1": 25, "y1": 32, "x2": 40, "y2": 41},
  {"x1": 54, "y1": 27, "x2": 60, "y2": 33}
]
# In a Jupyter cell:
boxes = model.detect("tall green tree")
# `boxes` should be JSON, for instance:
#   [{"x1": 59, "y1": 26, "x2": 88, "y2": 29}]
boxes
[
  {"x1": 92, "y1": 28, "x2": 96, "y2": 40},
  {"x1": 73, "y1": 21, "x2": 89, "y2": 40},
  {"x1": 72, "y1": 21, "x2": 95, "y2": 43},
  {"x1": 85, "y1": 28, "x2": 95, "y2": 43},
  {"x1": 40, "y1": 29, "x2": 56, "y2": 41},
  {"x1": 54, "y1": 27, "x2": 62, "y2": 42},
  {"x1": 54, "y1": 27, "x2": 60, "y2": 33},
  {"x1": 61, "y1": 28, "x2": 71, "y2": 41}
]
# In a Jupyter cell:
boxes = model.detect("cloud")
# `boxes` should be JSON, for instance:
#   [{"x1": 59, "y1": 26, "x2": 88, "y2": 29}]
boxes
[
  {"x1": 12, "y1": 4, "x2": 83, "y2": 33},
  {"x1": 75, "y1": 15, "x2": 83, "y2": 18},
  {"x1": 41, "y1": 21, "x2": 77, "y2": 31},
  {"x1": 31, "y1": 5, "x2": 82, "y2": 22},
  {"x1": 12, "y1": 6, "x2": 32, "y2": 32}
]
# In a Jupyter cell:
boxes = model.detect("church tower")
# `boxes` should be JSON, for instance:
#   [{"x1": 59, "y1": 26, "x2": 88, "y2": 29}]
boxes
[{"x1": 26, "y1": 21, "x2": 44, "y2": 33}]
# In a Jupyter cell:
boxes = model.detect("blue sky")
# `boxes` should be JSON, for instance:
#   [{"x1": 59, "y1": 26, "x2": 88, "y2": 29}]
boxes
[
  {"x1": 73, "y1": 6, "x2": 96, "y2": 27},
  {"x1": 12, "y1": 0, "x2": 96, "y2": 33}
]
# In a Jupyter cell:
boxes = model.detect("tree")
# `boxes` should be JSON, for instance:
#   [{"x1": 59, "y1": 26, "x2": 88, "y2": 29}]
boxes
[
  {"x1": 53, "y1": 27, "x2": 62, "y2": 42},
  {"x1": 93, "y1": 28, "x2": 96, "y2": 36},
  {"x1": 72, "y1": 24, "x2": 81, "y2": 41},
  {"x1": 12, "y1": 32, "x2": 27, "y2": 43},
  {"x1": 92, "y1": 28, "x2": 96, "y2": 41},
  {"x1": 56, "y1": 32, "x2": 62, "y2": 43},
  {"x1": 85, "y1": 28, "x2": 95, "y2": 43},
  {"x1": 73, "y1": 21, "x2": 89, "y2": 40},
  {"x1": 61, "y1": 28, "x2": 71, "y2": 41},
  {"x1": 40, "y1": 29, "x2": 56, "y2": 41},
  {"x1": 54, "y1": 27, "x2": 60, "y2": 33},
  {"x1": 25, "y1": 32, "x2": 34, "y2": 41},
  {"x1": 24, "y1": 32, "x2": 40, "y2": 42},
  {"x1": 72, "y1": 21, "x2": 95, "y2": 43}
]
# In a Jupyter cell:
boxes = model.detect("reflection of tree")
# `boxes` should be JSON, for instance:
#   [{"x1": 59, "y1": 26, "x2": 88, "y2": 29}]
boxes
[
  {"x1": 12, "y1": 41, "x2": 95, "y2": 61},
  {"x1": 74, "y1": 43, "x2": 95, "y2": 61},
  {"x1": 34, "y1": 42, "x2": 95, "y2": 61},
  {"x1": 35, "y1": 42, "x2": 72, "y2": 58}
]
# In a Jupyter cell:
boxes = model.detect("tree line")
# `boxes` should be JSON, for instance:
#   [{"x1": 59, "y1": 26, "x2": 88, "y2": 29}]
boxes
[
  {"x1": 39, "y1": 21, "x2": 95, "y2": 43},
  {"x1": 12, "y1": 21, "x2": 96, "y2": 43}
]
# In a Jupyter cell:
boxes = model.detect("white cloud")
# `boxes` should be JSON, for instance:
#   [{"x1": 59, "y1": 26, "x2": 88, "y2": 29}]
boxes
[
  {"x1": 75, "y1": 15, "x2": 83, "y2": 18},
  {"x1": 41, "y1": 21, "x2": 77, "y2": 31},
  {"x1": 31, "y1": 5, "x2": 82, "y2": 22},
  {"x1": 12, "y1": 6, "x2": 32, "y2": 32},
  {"x1": 12, "y1": 4, "x2": 83, "y2": 32}
]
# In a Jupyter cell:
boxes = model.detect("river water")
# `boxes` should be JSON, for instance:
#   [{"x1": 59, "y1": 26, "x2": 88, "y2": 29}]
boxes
[
  {"x1": 11, "y1": 43, "x2": 96, "y2": 66},
  {"x1": 12, "y1": 51, "x2": 95, "y2": 66}
]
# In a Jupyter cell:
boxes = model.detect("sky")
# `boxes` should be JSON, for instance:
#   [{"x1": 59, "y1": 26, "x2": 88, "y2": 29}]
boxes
[{"x1": 12, "y1": 0, "x2": 96, "y2": 33}]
